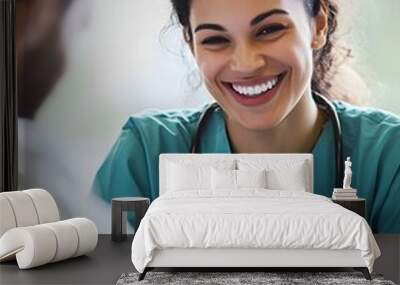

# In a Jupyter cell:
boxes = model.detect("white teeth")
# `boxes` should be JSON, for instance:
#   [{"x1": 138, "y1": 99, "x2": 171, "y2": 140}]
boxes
[{"x1": 232, "y1": 77, "x2": 279, "y2": 96}]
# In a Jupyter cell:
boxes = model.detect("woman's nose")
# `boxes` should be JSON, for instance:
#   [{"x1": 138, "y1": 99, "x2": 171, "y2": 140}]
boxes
[{"x1": 229, "y1": 42, "x2": 266, "y2": 74}]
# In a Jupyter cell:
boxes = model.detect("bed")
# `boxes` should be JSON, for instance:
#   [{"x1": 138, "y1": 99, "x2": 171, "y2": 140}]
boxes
[{"x1": 131, "y1": 154, "x2": 381, "y2": 281}]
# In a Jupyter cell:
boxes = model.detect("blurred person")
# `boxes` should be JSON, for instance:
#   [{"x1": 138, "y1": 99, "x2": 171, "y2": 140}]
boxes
[{"x1": 16, "y1": 0, "x2": 74, "y2": 118}]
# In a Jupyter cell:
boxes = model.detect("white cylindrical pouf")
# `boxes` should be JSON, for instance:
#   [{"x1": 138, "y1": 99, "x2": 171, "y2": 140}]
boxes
[
  {"x1": 23, "y1": 189, "x2": 60, "y2": 224},
  {"x1": 0, "y1": 196, "x2": 17, "y2": 237},
  {"x1": 42, "y1": 221, "x2": 79, "y2": 262},
  {"x1": 0, "y1": 218, "x2": 98, "y2": 269},
  {"x1": 0, "y1": 226, "x2": 57, "y2": 269},
  {"x1": 0, "y1": 192, "x2": 39, "y2": 227},
  {"x1": 65, "y1": 218, "x2": 98, "y2": 257}
]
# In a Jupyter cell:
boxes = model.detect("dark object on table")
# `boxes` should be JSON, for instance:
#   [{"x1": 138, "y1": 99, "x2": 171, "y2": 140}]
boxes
[
  {"x1": 112, "y1": 197, "x2": 150, "y2": 242},
  {"x1": 332, "y1": 198, "x2": 366, "y2": 218}
]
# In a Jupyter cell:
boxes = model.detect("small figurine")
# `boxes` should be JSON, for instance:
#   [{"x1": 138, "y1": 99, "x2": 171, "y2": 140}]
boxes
[
  {"x1": 343, "y1": 157, "x2": 353, "y2": 189},
  {"x1": 333, "y1": 157, "x2": 358, "y2": 199}
]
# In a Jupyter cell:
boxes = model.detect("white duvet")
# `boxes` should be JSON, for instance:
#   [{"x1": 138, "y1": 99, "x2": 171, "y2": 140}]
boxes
[{"x1": 131, "y1": 190, "x2": 380, "y2": 273}]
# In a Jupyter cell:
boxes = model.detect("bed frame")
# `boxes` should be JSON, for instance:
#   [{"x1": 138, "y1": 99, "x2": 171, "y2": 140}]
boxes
[
  {"x1": 139, "y1": 248, "x2": 371, "y2": 280},
  {"x1": 138, "y1": 154, "x2": 372, "y2": 281}
]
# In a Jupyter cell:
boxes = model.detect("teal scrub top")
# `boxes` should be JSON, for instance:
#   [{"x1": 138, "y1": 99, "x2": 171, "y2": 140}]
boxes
[{"x1": 92, "y1": 101, "x2": 400, "y2": 233}]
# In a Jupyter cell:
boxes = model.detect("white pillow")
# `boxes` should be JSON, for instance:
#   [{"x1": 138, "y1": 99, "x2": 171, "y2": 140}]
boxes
[
  {"x1": 236, "y1": 169, "x2": 267, "y2": 188},
  {"x1": 167, "y1": 163, "x2": 209, "y2": 191},
  {"x1": 211, "y1": 168, "x2": 236, "y2": 190},
  {"x1": 166, "y1": 160, "x2": 236, "y2": 192},
  {"x1": 237, "y1": 159, "x2": 310, "y2": 192},
  {"x1": 211, "y1": 169, "x2": 267, "y2": 190},
  {"x1": 267, "y1": 168, "x2": 307, "y2": 191}
]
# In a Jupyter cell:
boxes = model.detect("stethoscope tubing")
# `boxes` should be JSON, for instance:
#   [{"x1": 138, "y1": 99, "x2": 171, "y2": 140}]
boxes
[{"x1": 191, "y1": 92, "x2": 344, "y2": 188}]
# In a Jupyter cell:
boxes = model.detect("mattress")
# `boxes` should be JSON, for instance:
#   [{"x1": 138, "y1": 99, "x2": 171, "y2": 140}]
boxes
[{"x1": 131, "y1": 190, "x2": 380, "y2": 273}]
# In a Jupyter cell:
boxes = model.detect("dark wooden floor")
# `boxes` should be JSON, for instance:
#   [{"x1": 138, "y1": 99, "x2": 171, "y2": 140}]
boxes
[{"x1": 0, "y1": 235, "x2": 134, "y2": 285}]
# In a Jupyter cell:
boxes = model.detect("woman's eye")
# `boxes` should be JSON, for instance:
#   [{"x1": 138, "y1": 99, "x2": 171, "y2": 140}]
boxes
[
  {"x1": 201, "y1": 36, "x2": 229, "y2": 45},
  {"x1": 256, "y1": 24, "x2": 286, "y2": 37}
]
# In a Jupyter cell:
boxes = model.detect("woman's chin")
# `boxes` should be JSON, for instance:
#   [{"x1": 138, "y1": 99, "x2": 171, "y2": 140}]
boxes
[{"x1": 234, "y1": 116, "x2": 281, "y2": 131}]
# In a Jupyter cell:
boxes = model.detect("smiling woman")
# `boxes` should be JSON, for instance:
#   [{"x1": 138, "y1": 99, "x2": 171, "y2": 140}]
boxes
[
  {"x1": 92, "y1": 0, "x2": 400, "y2": 234},
  {"x1": 186, "y1": 0, "x2": 330, "y2": 153}
]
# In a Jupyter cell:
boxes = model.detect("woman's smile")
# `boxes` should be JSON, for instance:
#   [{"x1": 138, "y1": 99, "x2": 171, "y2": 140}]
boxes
[{"x1": 221, "y1": 72, "x2": 288, "y2": 107}]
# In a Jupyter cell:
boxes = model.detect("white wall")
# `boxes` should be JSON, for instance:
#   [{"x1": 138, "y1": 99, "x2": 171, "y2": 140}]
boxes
[
  {"x1": 17, "y1": 0, "x2": 210, "y2": 233},
  {"x1": 18, "y1": 0, "x2": 400, "y2": 235},
  {"x1": 342, "y1": 0, "x2": 400, "y2": 114}
]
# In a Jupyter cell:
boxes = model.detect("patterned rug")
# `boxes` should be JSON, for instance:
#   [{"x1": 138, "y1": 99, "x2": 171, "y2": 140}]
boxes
[{"x1": 116, "y1": 271, "x2": 396, "y2": 285}]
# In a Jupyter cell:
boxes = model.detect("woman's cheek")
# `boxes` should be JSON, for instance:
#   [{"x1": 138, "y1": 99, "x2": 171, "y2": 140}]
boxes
[
  {"x1": 291, "y1": 35, "x2": 314, "y2": 79},
  {"x1": 199, "y1": 54, "x2": 219, "y2": 79},
  {"x1": 199, "y1": 60, "x2": 223, "y2": 94}
]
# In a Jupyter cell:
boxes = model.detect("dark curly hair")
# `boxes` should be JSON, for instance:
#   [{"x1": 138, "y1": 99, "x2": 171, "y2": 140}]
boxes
[{"x1": 169, "y1": 0, "x2": 368, "y2": 105}]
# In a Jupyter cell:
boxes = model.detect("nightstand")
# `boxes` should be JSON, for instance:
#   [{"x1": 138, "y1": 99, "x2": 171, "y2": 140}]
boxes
[
  {"x1": 111, "y1": 197, "x2": 150, "y2": 242},
  {"x1": 331, "y1": 198, "x2": 366, "y2": 218}
]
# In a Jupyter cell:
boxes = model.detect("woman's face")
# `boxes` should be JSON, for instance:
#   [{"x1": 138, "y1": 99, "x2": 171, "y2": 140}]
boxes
[{"x1": 189, "y1": 0, "x2": 326, "y2": 130}]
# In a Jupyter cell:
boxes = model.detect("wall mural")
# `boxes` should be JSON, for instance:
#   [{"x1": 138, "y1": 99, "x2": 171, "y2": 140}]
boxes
[
  {"x1": 16, "y1": 0, "x2": 74, "y2": 118},
  {"x1": 15, "y1": 0, "x2": 400, "y2": 235}
]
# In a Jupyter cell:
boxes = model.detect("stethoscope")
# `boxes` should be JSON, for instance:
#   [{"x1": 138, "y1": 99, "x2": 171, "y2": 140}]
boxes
[{"x1": 191, "y1": 91, "x2": 344, "y2": 188}]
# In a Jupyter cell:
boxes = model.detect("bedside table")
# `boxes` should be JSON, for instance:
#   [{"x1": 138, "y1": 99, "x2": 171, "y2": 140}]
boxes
[
  {"x1": 331, "y1": 198, "x2": 366, "y2": 218},
  {"x1": 112, "y1": 197, "x2": 150, "y2": 242}
]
